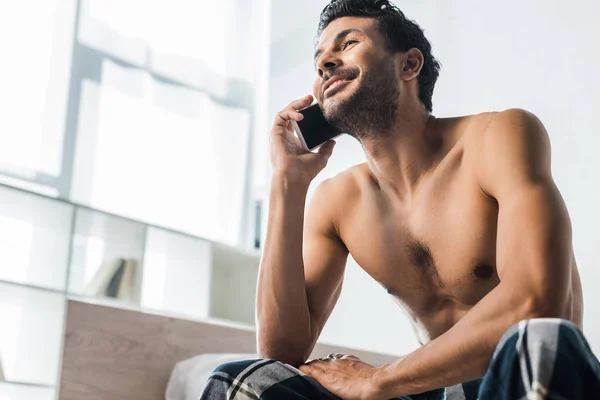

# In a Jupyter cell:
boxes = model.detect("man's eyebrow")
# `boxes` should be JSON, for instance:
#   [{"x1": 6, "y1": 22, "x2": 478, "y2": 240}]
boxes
[{"x1": 314, "y1": 28, "x2": 363, "y2": 63}]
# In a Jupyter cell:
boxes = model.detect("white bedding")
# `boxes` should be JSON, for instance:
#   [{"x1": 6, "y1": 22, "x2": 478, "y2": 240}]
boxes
[{"x1": 165, "y1": 353, "x2": 257, "y2": 400}]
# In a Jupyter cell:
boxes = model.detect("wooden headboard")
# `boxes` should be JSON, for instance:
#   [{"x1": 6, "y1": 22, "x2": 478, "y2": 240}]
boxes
[{"x1": 59, "y1": 300, "x2": 396, "y2": 399}]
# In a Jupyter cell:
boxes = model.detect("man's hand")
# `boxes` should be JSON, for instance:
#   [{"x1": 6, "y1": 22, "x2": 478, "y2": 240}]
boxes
[
  {"x1": 270, "y1": 95, "x2": 336, "y2": 185},
  {"x1": 299, "y1": 355, "x2": 385, "y2": 400}
]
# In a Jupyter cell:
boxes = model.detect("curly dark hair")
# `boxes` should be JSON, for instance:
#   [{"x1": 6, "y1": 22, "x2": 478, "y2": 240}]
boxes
[{"x1": 316, "y1": 0, "x2": 441, "y2": 112}]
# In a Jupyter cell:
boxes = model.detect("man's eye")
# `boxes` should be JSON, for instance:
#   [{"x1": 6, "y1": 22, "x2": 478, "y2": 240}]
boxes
[{"x1": 342, "y1": 40, "x2": 358, "y2": 50}]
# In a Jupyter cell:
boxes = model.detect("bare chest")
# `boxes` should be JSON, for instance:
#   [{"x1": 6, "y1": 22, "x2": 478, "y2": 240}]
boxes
[{"x1": 340, "y1": 161, "x2": 500, "y2": 315}]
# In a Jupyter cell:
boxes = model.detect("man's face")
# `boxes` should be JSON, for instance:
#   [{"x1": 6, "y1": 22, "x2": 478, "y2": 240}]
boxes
[{"x1": 313, "y1": 17, "x2": 401, "y2": 138}]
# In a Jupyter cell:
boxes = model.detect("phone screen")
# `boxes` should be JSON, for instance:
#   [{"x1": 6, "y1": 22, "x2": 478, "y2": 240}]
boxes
[{"x1": 296, "y1": 104, "x2": 340, "y2": 150}]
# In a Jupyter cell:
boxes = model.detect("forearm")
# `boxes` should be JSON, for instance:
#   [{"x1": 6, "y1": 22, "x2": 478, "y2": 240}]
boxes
[
  {"x1": 376, "y1": 284, "x2": 563, "y2": 397},
  {"x1": 256, "y1": 174, "x2": 313, "y2": 365},
  {"x1": 376, "y1": 181, "x2": 572, "y2": 396}
]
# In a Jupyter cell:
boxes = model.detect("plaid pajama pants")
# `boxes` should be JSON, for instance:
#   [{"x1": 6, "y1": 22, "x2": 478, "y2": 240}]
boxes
[{"x1": 200, "y1": 319, "x2": 600, "y2": 399}]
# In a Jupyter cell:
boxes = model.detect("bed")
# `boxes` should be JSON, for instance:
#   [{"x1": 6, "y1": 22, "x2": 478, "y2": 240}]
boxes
[{"x1": 58, "y1": 300, "x2": 397, "y2": 399}]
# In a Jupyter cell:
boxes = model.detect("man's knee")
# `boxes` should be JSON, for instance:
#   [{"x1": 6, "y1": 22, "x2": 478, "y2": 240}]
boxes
[
  {"x1": 211, "y1": 358, "x2": 266, "y2": 378},
  {"x1": 203, "y1": 358, "x2": 311, "y2": 399},
  {"x1": 512, "y1": 318, "x2": 579, "y2": 340},
  {"x1": 494, "y1": 318, "x2": 592, "y2": 363},
  {"x1": 209, "y1": 358, "x2": 302, "y2": 386},
  {"x1": 481, "y1": 319, "x2": 600, "y2": 398}
]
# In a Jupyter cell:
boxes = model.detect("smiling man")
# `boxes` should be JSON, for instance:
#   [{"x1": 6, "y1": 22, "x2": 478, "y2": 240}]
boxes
[{"x1": 201, "y1": 1, "x2": 600, "y2": 399}]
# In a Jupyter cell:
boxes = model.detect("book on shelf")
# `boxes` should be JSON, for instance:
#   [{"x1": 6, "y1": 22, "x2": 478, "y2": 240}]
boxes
[
  {"x1": 83, "y1": 258, "x2": 125, "y2": 297},
  {"x1": 83, "y1": 257, "x2": 138, "y2": 301},
  {"x1": 104, "y1": 259, "x2": 127, "y2": 298},
  {"x1": 116, "y1": 259, "x2": 137, "y2": 301}
]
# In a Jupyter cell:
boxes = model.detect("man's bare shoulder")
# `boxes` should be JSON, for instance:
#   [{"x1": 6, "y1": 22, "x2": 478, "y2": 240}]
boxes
[
  {"x1": 313, "y1": 162, "x2": 371, "y2": 201},
  {"x1": 460, "y1": 108, "x2": 544, "y2": 146},
  {"x1": 457, "y1": 109, "x2": 547, "y2": 166},
  {"x1": 457, "y1": 108, "x2": 552, "y2": 199},
  {"x1": 309, "y1": 163, "x2": 372, "y2": 228},
  {"x1": 320, "y1": 161, "x2": 374, "y2": 193}
]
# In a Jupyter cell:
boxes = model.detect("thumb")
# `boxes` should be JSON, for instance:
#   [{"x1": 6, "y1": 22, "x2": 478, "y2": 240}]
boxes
[
  {"x1": 306, "y1": 140, "x2": 336, "y2": 169},
  {"x1": 318, "y1": 140, "x2": 336, "y2": 159}
]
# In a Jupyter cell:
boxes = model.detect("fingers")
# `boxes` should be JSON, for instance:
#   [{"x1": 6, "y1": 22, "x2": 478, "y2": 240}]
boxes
[
  {"x1": 304, "y1": 140, "x2": 335, "y2": 167},
  {"x1": 316, "y1": 351, "x2": 356, "y2": 361},
  {"x1": 273, "y1": 95, "x2": 313, "y2": 128},
  {"x1": 305, "y1": 358, "x2": 330, "y2": 365},
  {"x1": 300, "y1": 360, "x2": 327, "y2": 375},
  {"x1": 325, "y1": 352, "x2": 345, "y2": 360},
  {"x1": 275, "y1": 109, "x2": 303, "y2": 125},
  {"x1": 290, "y1": 94, "x2": 314, "y2": 110}
]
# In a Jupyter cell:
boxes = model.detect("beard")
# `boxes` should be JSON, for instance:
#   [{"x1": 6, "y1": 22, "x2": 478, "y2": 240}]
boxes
[{"x1": 321, "y1": 58, "x2": 400, "y2": 141}]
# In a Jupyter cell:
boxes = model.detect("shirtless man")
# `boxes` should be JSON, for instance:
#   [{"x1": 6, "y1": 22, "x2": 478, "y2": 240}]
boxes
[{"x1": 202, "y1": 1, "x2": 598, "y2": 399}]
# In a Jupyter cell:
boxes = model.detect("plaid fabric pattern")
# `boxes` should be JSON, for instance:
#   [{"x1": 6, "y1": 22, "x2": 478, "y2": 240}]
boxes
[
  {"x1": 479, "y1": 318, "x2": 600, "y2": 399},
  {"x1": 200, "y1": 319, "x2": 600, "y2": 400}
]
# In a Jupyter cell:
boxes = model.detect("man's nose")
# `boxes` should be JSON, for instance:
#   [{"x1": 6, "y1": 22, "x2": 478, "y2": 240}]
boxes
[{"x1": 316, "y1": 52, "x2": 341, "y2": 78}]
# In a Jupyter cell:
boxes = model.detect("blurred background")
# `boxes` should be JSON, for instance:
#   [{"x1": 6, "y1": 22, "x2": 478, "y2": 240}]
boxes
[{"x1": 0, "y1": 0, "x2": 599, "y2": 398}]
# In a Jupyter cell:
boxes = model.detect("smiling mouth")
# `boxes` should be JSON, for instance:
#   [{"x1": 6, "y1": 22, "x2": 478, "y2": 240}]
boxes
[{"x1": 324, "y1": 78, "x2": 355, "y2": 97}]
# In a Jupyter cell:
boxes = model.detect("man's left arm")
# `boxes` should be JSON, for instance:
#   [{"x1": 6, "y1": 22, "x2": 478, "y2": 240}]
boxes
[
  {"x1": 375, "y1": 109, "x2": 574, "y2": 396},
  {"x1": 301, "y1": 109, "x2": 574, "y2": 398}
]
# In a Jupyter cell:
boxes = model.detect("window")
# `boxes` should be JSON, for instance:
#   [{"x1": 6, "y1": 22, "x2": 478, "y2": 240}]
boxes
[
  {"x1": 0, "y1": 0, "x2": 269, "y2": 246},
  {"x1": 0, "y1": 0, "x2": 76, "y2": 191}
]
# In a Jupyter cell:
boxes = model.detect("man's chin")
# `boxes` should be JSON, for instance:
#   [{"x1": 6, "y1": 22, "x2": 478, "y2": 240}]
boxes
[
  {"x1": 322, "y1": 100, "x2": 344, "y2": 122},
  {"x1": 323, "y1": 90, "x2": 354, "y2": 113},
  {"x1": 322, "y1": 102, "x2": 354, "y2": 132}
]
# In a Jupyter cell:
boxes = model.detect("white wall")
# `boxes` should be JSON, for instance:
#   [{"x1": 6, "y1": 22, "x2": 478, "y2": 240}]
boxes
[{"x1": 266, "y1": 0, "x2": 600, "y2": 355}]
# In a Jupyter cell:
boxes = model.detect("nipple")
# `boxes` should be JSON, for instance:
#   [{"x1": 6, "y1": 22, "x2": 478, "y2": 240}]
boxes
[{"x1": 474, "y1": 264, "x2": 494, "y2": 279}]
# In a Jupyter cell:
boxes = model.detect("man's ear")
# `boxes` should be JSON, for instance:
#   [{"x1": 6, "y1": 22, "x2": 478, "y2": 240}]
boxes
[{"x1": 400, "y1": 48, "x2": 424, "y2": 81}]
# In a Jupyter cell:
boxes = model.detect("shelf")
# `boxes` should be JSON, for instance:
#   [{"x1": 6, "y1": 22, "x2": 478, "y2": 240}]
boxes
[
  {"x1": 141, "y1": 227, "x2": 212, "y2": 319},
  {"x1": 0, "y1": 181, "x2": 263, "y2": 258},
  {"x1": 210, "y1": 244, "x2": 260, "y2": 325},
  {"x1": 0, "y1": 182, "x2": 262, "y2": 392},
  {"x1": 0, "y1": 282, "x2": 64, "y2": 387},
  {"x1": 0, "y1": 279, "x2": 66, "y2": 296},
  {"x1": 0, "y1": 185, "x2": 73, "y2": 291},
  {"x1": 0, "y1": 381, "x2": 55, "y2": 400},
  {"x1": 68, "y1": 295, "x2": 255, "y2": 332},
  {"x1": 68, "y1": 208, "x2": 145, "y2": 301},
  {"x1": 0, "y1": 380, "x2": 54, "y2": 389}
]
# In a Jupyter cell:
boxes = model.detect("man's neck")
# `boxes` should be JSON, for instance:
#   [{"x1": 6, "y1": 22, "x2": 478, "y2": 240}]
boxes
[{"x1": 360, "y1": 104, "x2": 441, "y2": 200}]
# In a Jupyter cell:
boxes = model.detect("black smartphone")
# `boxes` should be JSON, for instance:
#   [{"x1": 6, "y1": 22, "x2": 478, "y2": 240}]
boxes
[{"x1": 292, "y1": 103, "x2": 342, "y2": 151}]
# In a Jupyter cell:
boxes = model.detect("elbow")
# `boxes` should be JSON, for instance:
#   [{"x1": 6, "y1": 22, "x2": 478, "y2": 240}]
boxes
[
  {"x1": 257, "y1": 336, "x2": 311, "y2": 368},
  {"x1": 520, "y1": 292, "x2": 567, "y2": 321},
  {"x1": 258, "y1": 351, "x2": 307, "y2": 368},
  {"x1": 256, "y1": 317, "x2": 315, "y2": 367}
]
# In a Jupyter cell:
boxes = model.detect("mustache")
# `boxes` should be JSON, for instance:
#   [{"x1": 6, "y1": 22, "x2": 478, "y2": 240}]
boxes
[{"x1": 321, "y1": 68, "x2": 360, "y2": 96}]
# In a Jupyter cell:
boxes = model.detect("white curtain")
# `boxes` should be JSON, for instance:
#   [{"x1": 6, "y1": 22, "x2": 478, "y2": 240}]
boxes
[
  {"x1": 78, "y1": 0, "x2": 257, "y2": 97},
  {"x1": 71, "y1": 60, "x2": 250, "y2": 244},
  {"x1": 0, "y1": 0, "x2": 264, "y2": 245},
  {"x1": 70, "y1": 0, "x2": 258, "y2": 245},
  {"x1": 0, "y1": 0, "x2": 75, "y2": 181}
]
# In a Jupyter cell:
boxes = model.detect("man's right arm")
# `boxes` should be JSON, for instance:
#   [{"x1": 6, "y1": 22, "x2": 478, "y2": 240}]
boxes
[{"x1": 256, "y1": 95, "x2": 348, "y2": 367}]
